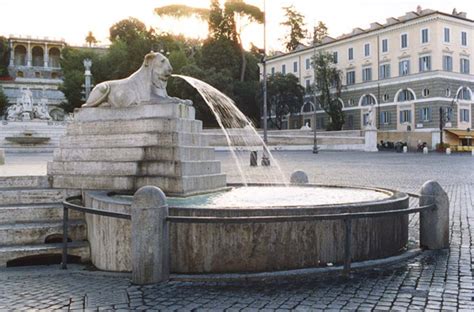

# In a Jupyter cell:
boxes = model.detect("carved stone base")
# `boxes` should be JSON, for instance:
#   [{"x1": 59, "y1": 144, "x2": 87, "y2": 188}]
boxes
[{"x1": 48, "y1": 102, "x2": 227, "y2": 196}]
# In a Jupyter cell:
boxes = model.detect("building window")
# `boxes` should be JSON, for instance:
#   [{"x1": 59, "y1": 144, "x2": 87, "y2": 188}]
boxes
[
  {"x1": 421, "y1": 107, "x2": 432, "y2": 121},
  {"x1": 459, "y1": 87, "x2": 471, "y2": 100},
  {"x1": 379, "y1": 64, "x2": 390, "y2": 79},
  {"x1": 282, "y1": 64, "x2": 286, "y2": 75},
  {"x1": 398, "y1": 89, "x2": 415, "y2": 102},
  {"x1": 347, "y1": 115, "x2": 354, "y2": 129},
  {"x1": 443, "y1": 55, "x2": 453, "y2": 72},
  {"x1": 399, "y1": 110, "x2": 412, "y2": 123},
  {"x1": 444, "y1": 28, "x2": 450, "y2": 43},
  {"x1": 305, "y1": 58, "x2": 311, "y2": 70},
  {"x1": 422, "y1": 88, "x2": 430, "y2": 97},
  {"x1": 364, "y1": 43, "x2": 370, "y2": 57},
  {"x1": 293, "y1": 61, "x2": 298, "y2": 73},
  {"x1": 333, "y1": 52, "x2": 338, "y2": 64},
  {"x1": 317, "y1": 116, "x2": 325, "y2": 129},
  {"x1": 383, "y1": 94, "x2": 390, "y2": 102},
  {"x1": 347, "y1": 99, "x2": 354, "y2": 106},
  {"x1": 305, "y1": 79, "x2": 311, "y2": 91},
  {"x1": 401, "y1": 33, "x2": 408, "y2": 49},
  {"x1": 348, "y1": 47, "x2": 354, "y2": 60},
  {"x1": 271, "y1": 67, "x2": 275, "y2": 75},
  {"x1": 419, "y1": 55, "x2": 431, "y2": 72},
  {"x1": 16, "y1": 71, "x2": 24, "y2": 77},
  {"x1": 399, "y1": 60, "x2": 410, "y2": 76},
  {"x1": 460, "y1": 109, "x2": 470, "y2": 122},
  {"x1": 381, "y1": 39, "x2": 388, "y2": 53},
  {"x1": 445, "y1": 88, "x2": 451, "y2": 97},
  {"x1": 380, "y1": 111, "x2": 390, "y2": 124},
  {"x1": 421, "y1": 28, "x2": 429, "y2": 44},
  {"x1": 460, "y1": 58, "x2": 470, "y2": 74},
  {"x1": 461, "y1": 31, "x2": 467, "y2": 46},
  {"x1": 35, "y1": 72, "x2": 41, "y2": 78},
  {"x1": 362, "y1": 67, "x2": 372, "y2": 82},
  {"x1": 346, "y1": 71, "x2": 355, "y2": 85},
  {"x1": 361, "y1": 94, "x2": 376, "y2": 106}
]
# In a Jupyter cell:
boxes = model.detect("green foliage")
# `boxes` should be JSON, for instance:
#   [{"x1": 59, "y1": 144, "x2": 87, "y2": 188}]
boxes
[
  {"x1": 281, "y1": 6, "x2": 307, "y2": 52},
  {"x1": 259, "y1": 73, "x2": 304, "y2": 129},
  {"x1": 85, "y1": 31, "x2": 98, "y2": 47},
  {"x1": 109, "y1": 17, "x2": 151, "y2": 43},
  {"x1": 312, "y1": 21, "x2": 328, "y2": 45},
  {"x1": 154, "y1": 5, "x2": 209, "y2": 20},
  {"x1": 312, "y1": 52, "x2": 344, "y2": 131},
  {"x1": 0, "y1": 36, "x2": 9, "y2": 77},
  {"x1": 0, "y1": 86, "x2": 8, "y2": 117},
  {"x1": 198, "y1": 38, "x2": 241, "y2": 80}
]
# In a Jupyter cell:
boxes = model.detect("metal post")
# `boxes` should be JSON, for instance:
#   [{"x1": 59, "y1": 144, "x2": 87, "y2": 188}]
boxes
[
  {"x1": 439, "y1": 107, "x2": 444, "y2": 145},
  {"x1": 61, "y1": 206, "x2": 69, "y2": 269},
  {"x1": 261, "y1": 0, "x2": 270, "y2": 166},
  {"x1": 83, "y1": 59, "x2": 92, "y2": 101},
  {"x1": 312, "y1": 42, "x2": 318, "y2": 154},
  {"x1": 343, "y1": 218, "x2": 352, "y2": 276}
]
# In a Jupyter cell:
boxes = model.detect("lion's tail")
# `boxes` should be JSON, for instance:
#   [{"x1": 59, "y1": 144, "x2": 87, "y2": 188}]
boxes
[{"x1": 82, "y1": 83, "x2": 110, "y2": 107}]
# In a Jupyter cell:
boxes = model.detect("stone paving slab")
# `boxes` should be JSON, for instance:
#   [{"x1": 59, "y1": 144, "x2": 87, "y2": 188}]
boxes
[{"x1": 0, "y1": 151, "x2": 473, "y2": 310}]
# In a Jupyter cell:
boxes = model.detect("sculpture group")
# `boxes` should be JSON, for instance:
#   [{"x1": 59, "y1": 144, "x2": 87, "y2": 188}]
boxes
[{"x1": 7, "y1": 88, "x2": 52, "y2": 121}]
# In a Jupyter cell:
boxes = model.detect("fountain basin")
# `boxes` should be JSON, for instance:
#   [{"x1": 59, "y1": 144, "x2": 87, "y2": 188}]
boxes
[{"x1": 83, "y1": 184, "x2": 409, "y2": 274}]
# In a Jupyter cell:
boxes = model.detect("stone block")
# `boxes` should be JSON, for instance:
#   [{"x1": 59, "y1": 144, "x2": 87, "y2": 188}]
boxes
[
  {"x1": 419, "y1": 180, "x2": 449, "y2": 249},
  {"x1": 0, "y1": 149, "x2": 4, "y2": 165},
  {"x1": 131, "y1": 186, "x2": 169, "y2": 284},
  {"x1": 290, "y1": 170, "x2": 309, "y2": 184},
  {"x1": 364, "y1": 129, "x2": 378, "y2": 152},
  {"x1": 75, "y1": 103, "x2": 195, "y2": 122}
]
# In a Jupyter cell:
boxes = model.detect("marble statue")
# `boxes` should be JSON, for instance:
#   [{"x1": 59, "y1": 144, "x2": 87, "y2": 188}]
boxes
[
  {"x1": 82, "y1": 52, "x2": 187, "y2": 108},
  {"x1": 6, "y1": 103, "x2": 23, "y2": 121},
  {"x1": 33, "y1": 99, "x2": 52, "y2": 120},
  {"x1": 366, "y1": 105, "x2": 376, "y2": 129},
  {"x1": 20, "y1": 88, "x2": 34, "y2": 113}
]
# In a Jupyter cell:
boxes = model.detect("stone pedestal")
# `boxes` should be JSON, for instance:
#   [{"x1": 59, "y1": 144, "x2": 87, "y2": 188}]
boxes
[
  {"x1": 364, "y1": 129, "x2": 378, "y2": 152},
  {"x1": 419, "y1": 181, "x2": 449, "y2": 250},
  {"x1": 48, "y1": 101, "x2": 227, "y2": 196}
]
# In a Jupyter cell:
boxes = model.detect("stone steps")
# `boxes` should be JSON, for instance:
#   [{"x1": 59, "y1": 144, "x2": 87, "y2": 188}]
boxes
[
  {"x1": 0, "y1": 203, "x2": 83, "y2": 224},
  {"x1": 0, "y1": 220, "x2": 86, "y2": 246},
  {"x1": 67, "y1": 118, "x2": 203, "y2": 136},
  {"x1": 53, "y1": 146, "x2": 216, "y2": 162},
  {"x1": 59, "y1": 132, "x2": 205, "y2": 149},
  {"x1": 0, "y1": 241, "x2": 90, "y2": 267},
  {"x1": 0, "y1": 175, "x2": 90, "y2": 267},
  {"x1": 48, "y1": 160, "x2": 222, "y2": 177},
  {"x1": 53, "y1": 173, "x2": 228, "y2": 195},
  {"x1": 0, "y1": 188, "x2": 68, "y2": 206}
]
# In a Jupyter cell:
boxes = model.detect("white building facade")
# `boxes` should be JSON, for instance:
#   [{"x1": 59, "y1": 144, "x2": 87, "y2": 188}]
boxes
[{"x1": 262, "y1": 8, "x2": 474, "y2": 133}]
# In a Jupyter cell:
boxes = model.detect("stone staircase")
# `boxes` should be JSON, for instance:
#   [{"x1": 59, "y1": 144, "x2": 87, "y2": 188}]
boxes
[{"x1": 0, "y1": 176, "x2": 89, "y2": 267}]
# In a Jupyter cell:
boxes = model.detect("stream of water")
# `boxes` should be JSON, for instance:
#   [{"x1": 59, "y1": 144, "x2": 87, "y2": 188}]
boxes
[{"x1": 173, "y1": 74, "x2": 288, "y2": 185}]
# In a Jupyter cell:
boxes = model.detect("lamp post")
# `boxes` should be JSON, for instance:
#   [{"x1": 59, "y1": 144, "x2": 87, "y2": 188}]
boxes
[
  {"x1": 83, "y1": 59, "x2": 92, "y2": 101},
  {"x1": 440, "y1": 91, "x2": 458, "y2": 146},
  {"x1": 261, "y1": 0, "x2": 270, "y2": 166},
  {"x1": 312, "y1": 43, "x2": 318, "y2": 154}
]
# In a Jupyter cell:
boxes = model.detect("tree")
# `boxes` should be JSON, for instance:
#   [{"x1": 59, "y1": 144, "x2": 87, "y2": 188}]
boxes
[
  {"x1": 281, "y1": 6, "x2": 307, "y2": 52},
  {"x1": 312, "y1": 21, "x2": 328, "y2": 45},
  {"x1": 109, "y1": 17, "x2": 151, "y2": 44},
  {"x1": 312, "y1": 51, "x2": 344, "y2": 130},
  {"x1": 0, "y1": 86, "x2": 8, "y2": 117},
  {"x1": 154, "y1": 0, "x2": 263, "y2": 82},
  {"x1": 259, "y1": 73, "x2": 304, "y2": 129},
  {"x1": 0, "y1": 36, "x2": 9, "y2": 77},
  {"x1": 85, "y1": 31, "x2": 98, "y2": 47}
]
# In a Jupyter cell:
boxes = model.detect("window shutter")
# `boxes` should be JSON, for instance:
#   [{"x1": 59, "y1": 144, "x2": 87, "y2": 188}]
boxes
[
  {"x1": 419, "y1": 58, "x2": 422, "y2": 72},
  {"x1": 418, "y1": 109, "x2": 422, "y2": 122},
  {"x1": 408, "y1": 110, "x2": 412, "y2": 122},
  {"x1": 388, "y1": 112, "x2": 391, "y2": 124},
  {"x1": 399, "y1": 111, "x2": 403, "y2": 123},
  {"x1": 428, "y1": 107, "x2": 432, "y2": 121}
]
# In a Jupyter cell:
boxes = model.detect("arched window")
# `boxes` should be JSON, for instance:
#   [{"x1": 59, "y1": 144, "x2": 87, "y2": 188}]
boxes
[
  {"x1": 397, "y1": 89, "x2": 415, "y2": 102},
  {"x1": 360, "y1": 94, "x2": 376, "y2": 106},
  {"x1": 49, "y1": 47, "x2": 61, "y2": 68},
  {"x1": 14, "y1": 45, "x2": 27, "y2": 66},
  {"x1": 458, "y1": 87, "x2": 472, "y2": 101},
  {"x1": 32, "y1": 46, "x2": 44, "y2": 67},
  {"x1": 301, "y1": 101, "x2": 315, "y2": 113}
]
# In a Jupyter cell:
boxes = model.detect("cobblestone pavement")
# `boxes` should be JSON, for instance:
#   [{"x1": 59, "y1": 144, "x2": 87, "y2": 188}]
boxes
[{"x1": 0, "y1": 151, "x2": 472, "y2": 311}]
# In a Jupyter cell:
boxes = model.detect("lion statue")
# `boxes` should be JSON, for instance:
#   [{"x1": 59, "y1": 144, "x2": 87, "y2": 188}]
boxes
[{"x1": 82, "y1": 52, "x2": 187, "y2": 108}]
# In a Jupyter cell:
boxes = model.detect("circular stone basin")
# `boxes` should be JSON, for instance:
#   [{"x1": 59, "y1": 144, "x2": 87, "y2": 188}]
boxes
[
  {"x1": 166, "y1": 186, "x2": 389, "y2": 208},
  {"x1": 84, "y1": 184, "x2": 408, "y2": 274}
]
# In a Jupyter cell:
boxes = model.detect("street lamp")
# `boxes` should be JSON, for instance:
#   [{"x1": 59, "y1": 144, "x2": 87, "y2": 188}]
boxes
[
  {"x1": 83, "y1": 59, "x2": 92, "y2": 101},
  {"x1": 440, "y1": 90, "x2": 458, "y2": 146},
  {"x1": 261, "y1": 0, "x2": 270, "y2": 166},
  {"x1": 312, "y1": 43, "x2": 318, "y2": 154}
]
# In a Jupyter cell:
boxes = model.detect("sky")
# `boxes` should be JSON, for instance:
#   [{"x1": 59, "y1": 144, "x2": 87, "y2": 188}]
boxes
[{"x1": 0, "y1": 0, "x2": 473, "y2": 51}]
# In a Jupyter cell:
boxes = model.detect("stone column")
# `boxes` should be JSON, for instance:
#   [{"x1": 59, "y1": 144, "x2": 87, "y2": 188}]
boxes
[
  {"x1": 9, "y1": 41, "x2": 14, "y2": 66},
  {"x1": 131, "y1": 186, "x2": 170, "y2": 285},
  {"x1": 44, "y1": 43, "x2": 49, "y2": 68},
  {"x1": 364, "y1": 129, "x2": 378, "y2": 152},
  {"x1": 419, "y1": 180, "x2": 449, "y2": 250},
  {"x1": 27, "y1": 41, "x2": 32, "y2": 67}
]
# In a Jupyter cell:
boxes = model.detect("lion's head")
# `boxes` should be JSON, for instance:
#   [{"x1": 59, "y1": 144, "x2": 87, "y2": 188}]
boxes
[{"x1": 144, "y1": 52, "x2": 173, "y2": 89}]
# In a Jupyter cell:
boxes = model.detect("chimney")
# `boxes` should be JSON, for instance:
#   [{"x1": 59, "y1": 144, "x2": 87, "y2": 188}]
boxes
[{"x1": 416, "y1": 5, "x2": 422, "y2": 14}]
